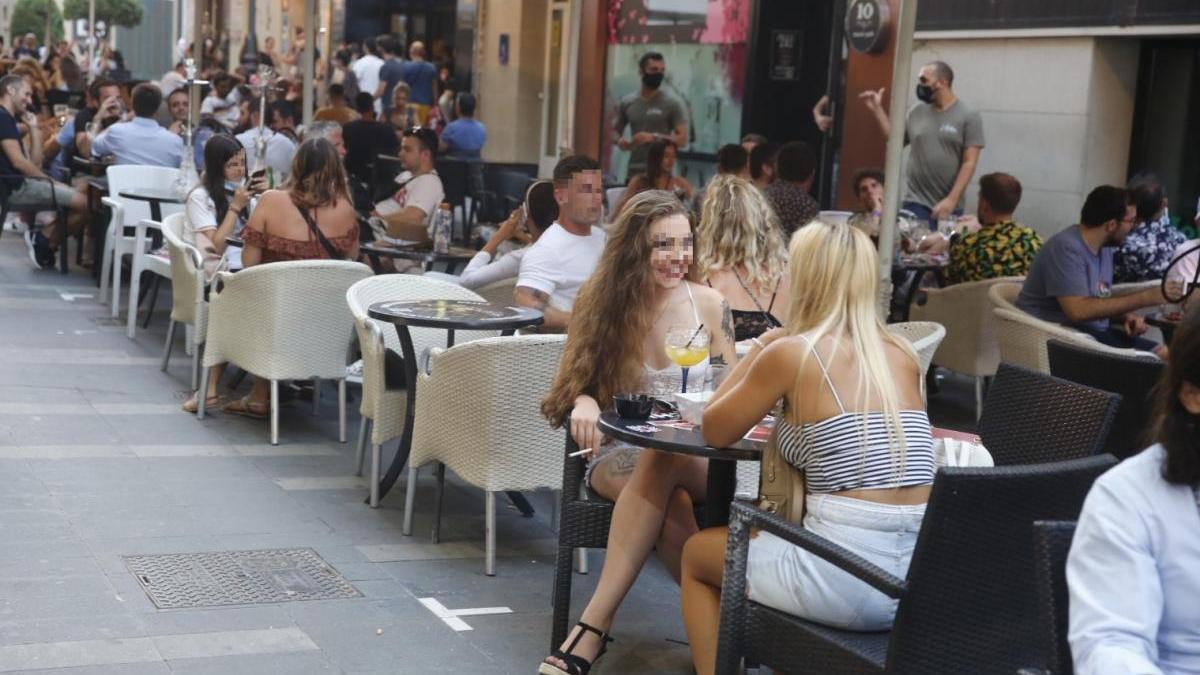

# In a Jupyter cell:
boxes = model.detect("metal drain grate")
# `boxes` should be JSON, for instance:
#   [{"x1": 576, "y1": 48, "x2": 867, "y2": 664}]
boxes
[{"x1": 124, "y1": 548, "x2": 361, "y2": 609}]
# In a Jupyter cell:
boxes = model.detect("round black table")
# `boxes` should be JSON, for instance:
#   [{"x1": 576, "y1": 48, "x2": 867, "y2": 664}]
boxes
[
  {"x1": 598, "y1": 410, "x2": 764, "y2": 528},
  {"x1": 118, "y1": 188, "x2": 186, "y2": 223},
  {"x1": 361, "y1": 242, "x2": 477, "y2": 275},
  {"x1": 896, "y1": 257, "x2": 948, "y2": 322},
  {"x1": 365, "y1": 299, "x2": 545, "y2": 509}
]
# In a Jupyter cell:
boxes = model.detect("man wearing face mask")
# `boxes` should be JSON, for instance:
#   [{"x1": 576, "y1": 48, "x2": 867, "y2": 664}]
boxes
[
  {"x1": 614, "y1": 52, "x2": 688, "y2": 183},
  {"x1": 859, "y1": 60, "x2": 985, "y2": 228}
]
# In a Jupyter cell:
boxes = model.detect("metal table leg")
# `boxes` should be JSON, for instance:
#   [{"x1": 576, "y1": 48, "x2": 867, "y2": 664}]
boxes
[
  {"x1": 369, "y1": 323, "x2": 418, "y2": 504},
  {"x1": 703, "y1": 458, "x2": 738, "y2": 528}
]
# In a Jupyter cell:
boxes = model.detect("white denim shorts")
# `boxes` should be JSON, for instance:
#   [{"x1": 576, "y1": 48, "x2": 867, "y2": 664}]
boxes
[{"x1": 746, "y1": 493, "x2": 926, "y2": 631}]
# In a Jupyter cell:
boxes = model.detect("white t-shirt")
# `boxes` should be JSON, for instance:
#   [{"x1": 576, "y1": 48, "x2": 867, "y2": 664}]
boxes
[
  {"x1": 200, "y1": 88, "x2": 242, "y2": 130},
  {"x1": 516, "y1": 223, "x2": 607, "y2": 312},
  {"x1": 352, "y1": 54, "x2": 384, "y2": 114},
  {"x1": 377, "y1": 170, "x2": 445, "y2": 244},
  {"x1": 235, "y1": 128, "x2": 297, "y2": 184},
  {"x1": 184, "y1": 186, "x2": 246, "y2": 277}
]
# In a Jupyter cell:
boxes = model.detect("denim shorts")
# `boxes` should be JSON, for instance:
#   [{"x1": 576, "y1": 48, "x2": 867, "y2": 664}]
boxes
[{"x1": 746, "y1": 494, "x2": 926, "y2": 630}]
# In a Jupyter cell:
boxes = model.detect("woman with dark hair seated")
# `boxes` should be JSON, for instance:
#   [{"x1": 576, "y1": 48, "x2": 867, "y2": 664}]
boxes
[
  {"x1": 1066, "y1": 305, "x2": 1200, "y2": 674},
  {"x1": 613, "y1": 138, "x2": 694, "y2": 217},
  {"x1": 182, "y1": 135, "x2": 266, "y2": 281},
  {"x1": 183, "y1": 137, "x2": 360, "y2": 418}
]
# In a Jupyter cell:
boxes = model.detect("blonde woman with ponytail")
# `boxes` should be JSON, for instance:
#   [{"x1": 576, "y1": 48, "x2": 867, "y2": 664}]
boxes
[
  {"x1": 696, "y1": 175, "x2": 791, "y2": 341},
  {"x1": 679, "y1": 221, "x2": 936, "y2": 675}
]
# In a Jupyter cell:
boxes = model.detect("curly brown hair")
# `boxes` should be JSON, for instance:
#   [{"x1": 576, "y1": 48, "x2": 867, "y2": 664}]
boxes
[{"x1": 542, "y1": 190, "x2": 692, "y2": 428}]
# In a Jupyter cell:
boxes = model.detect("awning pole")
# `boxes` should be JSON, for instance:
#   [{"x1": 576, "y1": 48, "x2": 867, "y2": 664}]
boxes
[
  {"x1": 877, "y1": 0, "x2": 918, "y2": 318},
  {"x1": 301, "y1": 0, "x2": 316, "y2": 128}
]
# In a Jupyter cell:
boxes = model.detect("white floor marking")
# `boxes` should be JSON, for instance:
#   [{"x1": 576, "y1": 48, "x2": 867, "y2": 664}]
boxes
[
  {"x1": 58, "y1": 292, "x2": 93, "y2": 302},
  {"x1": 418, "y1": 597, "x2": 512, "y2": 632}
]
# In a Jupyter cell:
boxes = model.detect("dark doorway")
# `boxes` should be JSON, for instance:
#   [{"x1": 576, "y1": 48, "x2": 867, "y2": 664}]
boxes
[{"x1": 1129, "y1": 38, "x2": 1200, "y2": 235}]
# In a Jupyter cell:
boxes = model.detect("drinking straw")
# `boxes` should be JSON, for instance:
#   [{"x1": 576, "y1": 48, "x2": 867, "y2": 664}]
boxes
[{"x1": 684, "y1": 324, "x2": 705, "y2": 349}]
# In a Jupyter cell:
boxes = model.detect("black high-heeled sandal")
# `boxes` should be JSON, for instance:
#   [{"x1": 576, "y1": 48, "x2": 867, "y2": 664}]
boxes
[{"x1": 538, "y1": 621, "x2": 614, "y2": 675}]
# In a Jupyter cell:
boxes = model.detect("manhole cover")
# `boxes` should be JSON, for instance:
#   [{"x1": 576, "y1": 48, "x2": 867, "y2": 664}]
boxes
[{"x1": 123, "y1": 548, "x2": 361, "y2": 609}]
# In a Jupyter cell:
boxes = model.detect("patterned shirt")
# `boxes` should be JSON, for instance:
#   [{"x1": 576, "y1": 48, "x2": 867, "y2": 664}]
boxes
[
  {"x1": 764, "y1": 180, "x2": 820, "y2": 238},
  {"x1": 1113, "y1": 215, "x2": 1188, "y2": 283},
  {"x1": 947, "y1": 220, "x2": 1043, "y2": 284}
]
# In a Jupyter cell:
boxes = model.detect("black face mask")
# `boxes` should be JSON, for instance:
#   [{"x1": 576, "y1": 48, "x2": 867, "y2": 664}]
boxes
[
  {"x1": 915, "y1": 83, "x2": 935, "y2": 103},
  {"x1": 642, "y1": 72, "x2": 664, "y2": 90}
]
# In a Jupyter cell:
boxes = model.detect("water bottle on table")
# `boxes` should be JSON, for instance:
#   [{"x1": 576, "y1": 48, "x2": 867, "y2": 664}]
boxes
[{"x1": 433, "y1": 202, "x2": 452, "y2": 254}]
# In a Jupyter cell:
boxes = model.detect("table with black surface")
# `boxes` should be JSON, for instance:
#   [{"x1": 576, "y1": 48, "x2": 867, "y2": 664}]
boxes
[
  {"x1": 598, "y1": 411, "x2": 764, "y2": 527},
  {"x1": 1146, "y1": 312, "x2": 1182, "y2": 345},
  {"x1": 118, "y1": 187, "x2": 186, "y2": 223},
  {"x1": 896, "y1": 256, "x2": 949, "y2": 322},
  {"x1": 365, "y1": 299, "x2": 544, "y2": 513},
  {"x1": 360, "y1": 242, "x2": 477, "y2": 275}
]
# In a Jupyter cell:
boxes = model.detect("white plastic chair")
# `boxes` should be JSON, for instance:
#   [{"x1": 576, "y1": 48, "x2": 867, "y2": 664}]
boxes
[
  {"x1": 909, "y1": 277, "x2": 1021, "y2": 418},
  {"x1": 403, "y1": 334, "x2": 566, "y2": 575},
  {"x1": 98, "y1": 165, "x2": 183, "y2": 332},
  {"x1": 198, "y1": 260, "x2": 373, "y2": 445},
  {"x1": 158, "y1": 212, "x2": 205, "y2": 390},
  {"x1": 345, "y1": 275, "x2": 499, "y2": 506}
]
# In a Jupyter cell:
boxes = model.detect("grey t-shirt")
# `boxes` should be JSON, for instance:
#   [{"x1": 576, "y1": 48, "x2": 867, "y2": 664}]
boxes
[
  {"x1": 616, "y1": 90, "x2": 687, "y2": 175},
  {"x1": 1016, "y1": 226, "x2": 1114, "y2": 333},
  {"x1": 904, "y1": 100, "x2": 985, "y2": 209}
]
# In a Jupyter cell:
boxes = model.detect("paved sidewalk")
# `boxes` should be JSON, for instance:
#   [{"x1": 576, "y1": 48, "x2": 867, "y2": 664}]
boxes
[{"x1": 0, "y1": 233, "x2": 694, "y2": 674}]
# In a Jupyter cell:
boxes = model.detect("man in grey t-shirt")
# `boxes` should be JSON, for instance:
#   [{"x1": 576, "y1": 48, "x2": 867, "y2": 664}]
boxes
[
  {"x1": 613, "y1": 52, "x2": 688, "y2": 182},
  {"x1": 1016, "y1": 185, "x2": 1182, "y2": 358},
  {"x1": 860, "y1": 61, "x2": 984, "y2": 227}
]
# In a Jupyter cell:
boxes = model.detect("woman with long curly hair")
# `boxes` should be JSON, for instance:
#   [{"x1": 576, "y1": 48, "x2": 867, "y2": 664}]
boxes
[
  {"x1": 680, "y1": 221, "x2": 934, "y2": 675},
  {"x1": 1066, "y1": 305, "x2": 1200, "y2": 673},
  {"x1": 696, "y1": 174, "x2": 791, "y2": 342},
  {"x1": 539, "y1": 190, "x2": 736, "y2": 675},
  {"x1": 185, "y1": 137, "x2": 360, "y2": 418}
]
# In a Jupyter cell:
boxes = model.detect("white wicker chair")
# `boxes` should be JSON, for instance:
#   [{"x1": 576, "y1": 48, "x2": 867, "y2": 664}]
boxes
[
  {"x1": 909, "y1": 277, "x2": 1021, "y2": 418},
  {"x1": 345, "y1": 275, "x2": 499, "y2": 506},
  {"x1": 988, "y1": 282, "x2": 1158, "y2": 373},
  {"x1": 198, "y1": 260, "x2": 372, "y2": 444},
  {"x1": 474, "y1": 276, "x2": 518, "y2": 306},
  {"x1": 403, "y1": 334, "x2": 566, "y2": 576},
  {"x1": 157, "y1": 213, "x2": 206, "y2": 389},
  {"x1": 99, "y1": 166, "x2": 182, "y2": 329},
  {"x1": 886, "y1": 321, "x2": 946, "y2": 380}
]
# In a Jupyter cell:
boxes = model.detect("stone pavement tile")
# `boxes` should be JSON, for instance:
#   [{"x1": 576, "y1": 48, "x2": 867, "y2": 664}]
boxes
[
  {"x1": 0, "y1": 539, "x2": 94, "y2": 562},
  {"x1": 18, "y1": 663, "x2": 172, "y2": 675},
  {"x1": 69, "y1": 509, "x2": 208, "y2": 541},
  {"x1": 0, "y1": 613, "x2": 145, "y2": 647},
  {"x1": 249, "y1": 455, "x2": 363, "y2": 479},
  {"x1": 152, "y1": 626, "x2": 319, "y2": 660},
  {"x1": 295, "y1": 612, "x2": 492, "y2": 674},
  {"x1": 0, "y1": 444, "x2": 135, "y2": 459},
  {"x1": 106, "y1": 417, "x2": 243, "y2": 447},
  {"x1": 165, "y1": 651, "x2": 343, "y2": 674},
  {"x1": 0, "y1": 636, "x2": 160, "y2": 673},
  {"x1": 157, "y1": 477, "x2": 285, "y2": 506},
  {"x1": 131, "y1": 604, "x2": 295, "y2": 637},
  {"x1": 0, "y1": 590, "x2": 135, "y2": 623},
  {"x1": 83, "y1": 534, "x2": 225, "y2": 558},
  {"x1": 136, "y1": 456, "x2": 268, "y2": 482},
  {"x1": 0, "y1": 414, "x2": 120, "y2": 445},
  {"x1": 0, "y1": 385, "x2": 91, "y2": 405}
]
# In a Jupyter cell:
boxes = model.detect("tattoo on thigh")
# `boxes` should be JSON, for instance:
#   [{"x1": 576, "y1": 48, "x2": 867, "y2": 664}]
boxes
[
  {"x1": 720, "y1": 299, "x2": 735, "y2": 345},
  {"x1": 606, "y1": 448, "x2": 640, "y2": 477}
]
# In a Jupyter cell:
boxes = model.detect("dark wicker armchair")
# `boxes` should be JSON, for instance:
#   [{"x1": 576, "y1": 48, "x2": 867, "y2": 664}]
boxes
[
  {"x1": 978, "y1": 363, "x2": 1121, "y2": 465},
  {"x1": 715, "y1": 455, "x2": 1116, "y2": 675},
  {"x1": 1046, "y1": 339, "x2": 1164, "y2": 460},
  {"x1": 1020, "y1": 520, "x2": 1078, "y2": 675}
]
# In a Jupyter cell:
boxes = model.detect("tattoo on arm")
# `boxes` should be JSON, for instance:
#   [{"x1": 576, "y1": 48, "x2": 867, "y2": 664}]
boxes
[
  {"x1": 720, "y1": 299, "x2": 735, "y2": 346},
  {"x1": 515, "y1": 286, "x2": 550, "y2": 309},
  {"x1": 710, "y1": 354, "x2": 728, "y2": 367}
]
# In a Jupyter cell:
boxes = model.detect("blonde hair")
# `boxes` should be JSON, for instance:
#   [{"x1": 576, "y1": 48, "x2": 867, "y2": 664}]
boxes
[
  {"x1": 784, "y1": 220, "x2": 917, "y2": 468},
  {"x1": 696, "y1": 175, "x2": 786, "y2": 289}
]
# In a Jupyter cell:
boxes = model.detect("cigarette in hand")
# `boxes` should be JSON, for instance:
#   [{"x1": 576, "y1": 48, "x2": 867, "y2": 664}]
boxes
[{"x1": 567, "y1": 448, "x2": 593, "y2": 458}]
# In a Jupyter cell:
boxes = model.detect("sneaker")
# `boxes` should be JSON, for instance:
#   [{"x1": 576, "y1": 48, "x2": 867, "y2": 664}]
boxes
[
  {"x1": 23, "y1": 231, "x2": 39, "y2": 268},
  {"x1": 32, "y1": 232, "x2": 56, "y2": 269}
]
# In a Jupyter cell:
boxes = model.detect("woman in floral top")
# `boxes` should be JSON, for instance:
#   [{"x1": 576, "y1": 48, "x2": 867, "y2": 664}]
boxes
[
  {"x1": 947, "y1": 173, "x2": 1043, "y2": 284},
  {"x1": 1114, "y1": 174, "x2": 1187, "y2": 283}
]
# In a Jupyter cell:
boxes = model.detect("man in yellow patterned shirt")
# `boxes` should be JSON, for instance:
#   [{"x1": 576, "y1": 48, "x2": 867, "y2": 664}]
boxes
[{"x1": 948, "y1": 172, "x2": 1043, "y2": 284}]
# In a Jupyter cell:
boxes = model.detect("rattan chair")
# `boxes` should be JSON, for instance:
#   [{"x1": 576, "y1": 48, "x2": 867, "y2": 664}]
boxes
[
  {"x1": 1046, "y1": 339, "x2": 1164, "y2": 460},
  {"x1": 198, "y1": 259, "x2": 372, "y2": 445},
  {"x1": 345, "y1": 275, "x2": 498, "y2": 506},
  {"x1": 977, "y1": 363, "x2": 1120, "y2": 466},
  {"x1": 886, "y1": 321, "x2": 946, "y2": 380},
  {"x1": 714, "y1": 456, "x2": 1115, "y2": 675},
  {"x1": 1020, "y1": 520, "x2": 1078, "y2": 675},
  {"x1": 474, "y1": 276, "x2": 518, "y2": 306},
  {"x1": 157, "y1": 213, "x2": 205, "y2": 389},
  {"x1": 910, "y1": 277, "x2": 1020, "y2": 417},
  {"x1": 401, "y1": 334, "x2": 566, "y2": 575},
  {"x1": 989, "y1": 281, "x2": 1160, "y2": 373}
]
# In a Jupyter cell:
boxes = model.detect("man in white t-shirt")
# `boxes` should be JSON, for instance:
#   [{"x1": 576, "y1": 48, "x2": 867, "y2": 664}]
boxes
[
  {"x1": 351, "y1": 37, "x2": 385, "y2": 116},
  {"x1": 372, "y1": 126, "x2": 444, "y2": 245},
  {"x1": 235, "y1": 97, "x2": 297, "y2": 184},
  {"x1": 515, "y1": 155, "x2": 607, "y2": 332},
  {"x1": 200, "y1": 73, "x2": 242, "y2": 130}
]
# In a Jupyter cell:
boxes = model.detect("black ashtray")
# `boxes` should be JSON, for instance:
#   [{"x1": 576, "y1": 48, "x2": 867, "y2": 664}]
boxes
[{"x1": 613, "y1": 393, "x2": 654, "y2": 420}]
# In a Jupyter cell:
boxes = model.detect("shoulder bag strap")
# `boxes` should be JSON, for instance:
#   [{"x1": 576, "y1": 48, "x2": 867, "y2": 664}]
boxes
[{"x1": 296, "y1": 201, "x2": 345, "y2": 260}]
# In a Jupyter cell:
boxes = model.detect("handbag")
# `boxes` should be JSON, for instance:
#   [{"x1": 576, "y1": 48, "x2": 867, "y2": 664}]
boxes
[
  {"x1": 757, "y1": 423, "x2": 806, "y2": 524},
  {"x1": 931, "y1": 427, "x2": 993, "y2": 467}
]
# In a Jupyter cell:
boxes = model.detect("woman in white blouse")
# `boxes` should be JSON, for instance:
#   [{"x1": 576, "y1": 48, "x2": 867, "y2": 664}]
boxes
[
  {"x1": 1066, "y1": 306, "x2": 1200, "y2": 675},
  {"x1": 429, "y1": 179, "x2": 556, "y2": 289},
  {"x1": 183, "y1": 134, "x2": 263, "y2": 281}
]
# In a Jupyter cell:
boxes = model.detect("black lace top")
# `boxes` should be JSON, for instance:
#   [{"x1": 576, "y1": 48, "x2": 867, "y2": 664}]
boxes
[{"x1": 709, "y1": 271, "x2": 782, "y2": 341}]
